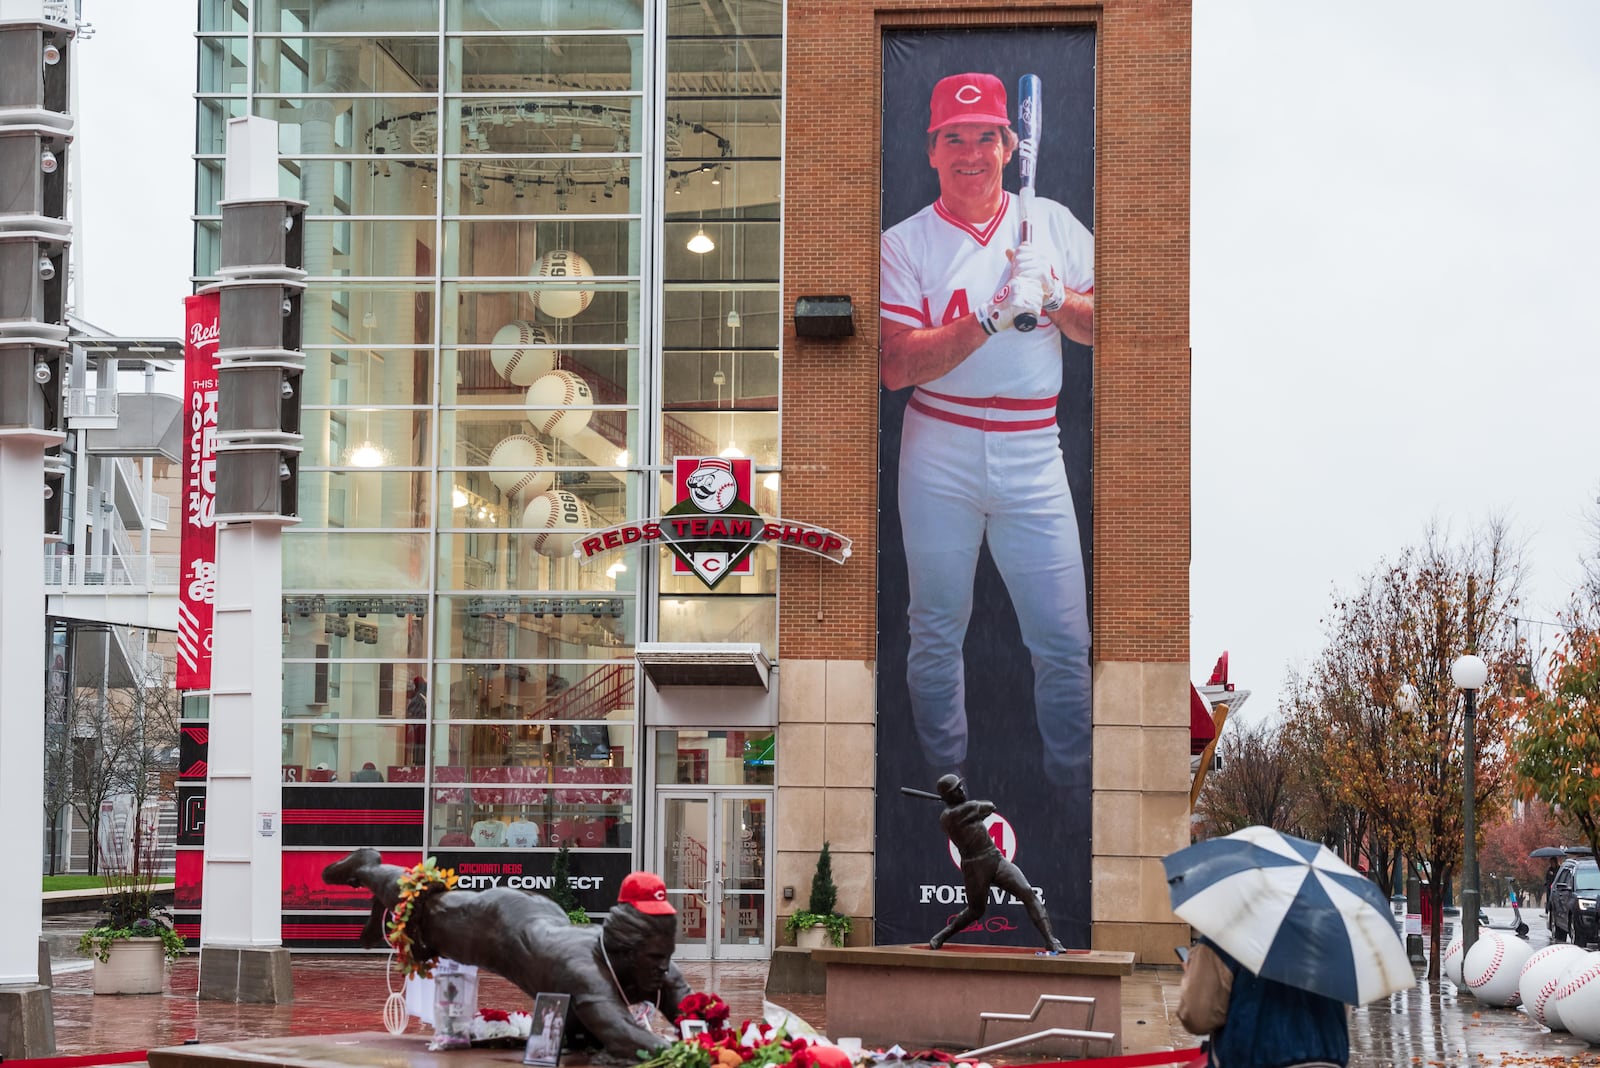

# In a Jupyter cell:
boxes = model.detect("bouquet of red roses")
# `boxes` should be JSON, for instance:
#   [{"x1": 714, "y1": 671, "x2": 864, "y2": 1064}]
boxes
[{"x1": 639, "y1": 994, "x2": 825, "y2": 1068}]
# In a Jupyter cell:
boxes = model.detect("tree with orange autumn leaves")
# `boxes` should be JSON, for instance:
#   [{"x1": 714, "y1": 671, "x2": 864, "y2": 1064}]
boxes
[
  {"x1": 1512, "y1": 617, "x2": 1600, "y2": 861},
  {"x1": 1479, "y1": 801, "x2": 1578, "y2": 906},
  {"x1": 1282, "y1": 524, "x2": 1525, "y2": 978}
]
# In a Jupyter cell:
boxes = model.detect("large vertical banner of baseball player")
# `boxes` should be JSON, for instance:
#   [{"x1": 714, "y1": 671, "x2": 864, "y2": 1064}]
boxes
[
  {"x1": 178, "y1": 292, "x2": 220, "y2": 690},
  {"x1": 876, "y1": 28, "x2": 1096, "y2": 948}
]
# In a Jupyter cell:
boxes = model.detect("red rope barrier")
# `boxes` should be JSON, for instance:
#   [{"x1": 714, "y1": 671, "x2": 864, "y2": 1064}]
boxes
[
  {"x1": 0, "y1": 1044, "x2": 1204, "y2": 1068},
  {"x1": 1, "y1": 1050, "x2": 150, "y2": 1068},
  {"x1": 1008, "y1": 1048, "x2": 1206, "y2": 1068}
]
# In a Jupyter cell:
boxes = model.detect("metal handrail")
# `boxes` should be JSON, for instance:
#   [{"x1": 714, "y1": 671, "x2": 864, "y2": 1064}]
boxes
[
  {"x1": 43, "y1": 553, "x2": 181, "y2": 590},
  {"x1": 107, "y1": 509, "x2": 134, "y2": 559},
  {"x1": 976, "y1": 994, "x2": 1097, "y2": 1048},
  {"x1": 66, "y1": 388, "x2": 119, "y2": 419},
  {"x1": 958, "y1": 1027, "x2": 1116, "y2": 1061},
  {"x1": 114, "y1": 457, "x2": 174, "y2": 527},
  {"x1": 536, "y1": 661, "x2": 631, "y2": 722}
]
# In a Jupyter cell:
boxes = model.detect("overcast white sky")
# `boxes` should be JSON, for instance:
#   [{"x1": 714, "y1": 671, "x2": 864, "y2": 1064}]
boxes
[{"x1": 73, "y1": 2, "x2": 1600, "y2": 717}]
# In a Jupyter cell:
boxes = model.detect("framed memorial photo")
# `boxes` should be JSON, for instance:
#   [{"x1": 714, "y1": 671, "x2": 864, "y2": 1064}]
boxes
[
  {"x1": 680, "y1": 1020, "x2": 709, "y2": 1040},
  {"x1": 523, "y1": 993, "x2": 571, "y2": 1067}
]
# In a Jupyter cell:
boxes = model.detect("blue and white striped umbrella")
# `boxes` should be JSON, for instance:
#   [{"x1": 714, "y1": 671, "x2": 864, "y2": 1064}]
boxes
[{"x1": 1163, "y1": 826, "x2": 1415, "y2": 1005}]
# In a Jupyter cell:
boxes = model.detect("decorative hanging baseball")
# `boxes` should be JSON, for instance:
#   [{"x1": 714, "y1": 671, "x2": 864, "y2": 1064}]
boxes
[
  {"x1": 522, "y1": 490, "x2": 591, "y2": 558},
  {"x1": 488, "y1": 434, "x2": 554, "y2": 501},
  {"x1": 489, "y1": 320, "x2": 558, "y2": 386},
  {"x1": 525, "y1": 370, "x2": 594, "y2": 441},
  {"x1": 532, "y1": 249, "x2": 594, "y2": 319}
]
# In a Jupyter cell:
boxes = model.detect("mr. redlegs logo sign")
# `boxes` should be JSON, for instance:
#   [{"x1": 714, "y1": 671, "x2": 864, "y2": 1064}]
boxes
[{"x1": 574, "y1": 457, "x2": 851, "y2": 589}]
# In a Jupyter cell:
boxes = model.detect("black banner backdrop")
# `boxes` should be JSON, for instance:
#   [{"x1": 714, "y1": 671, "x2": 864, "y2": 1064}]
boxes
[{"x1": 875, "y1": 27, "x2": 1096, "y2": 948}]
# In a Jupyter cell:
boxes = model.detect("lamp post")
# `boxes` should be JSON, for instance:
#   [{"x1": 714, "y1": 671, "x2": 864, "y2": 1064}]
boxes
[
  {"x1": 1396, "y1": 683, "x2": 1425, "y2": 962},
  {"x1": 1452, "y1": 653, "x2": 1488, "y2": 953}
]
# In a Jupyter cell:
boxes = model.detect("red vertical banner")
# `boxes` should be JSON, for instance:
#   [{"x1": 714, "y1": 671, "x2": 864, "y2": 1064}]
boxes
[{"x1": 177, "y1": 292, "x2": 220, "y2": 691}]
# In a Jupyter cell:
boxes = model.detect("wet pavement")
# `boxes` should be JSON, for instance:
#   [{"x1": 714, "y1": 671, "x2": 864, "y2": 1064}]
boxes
[{"x1": 33, "y1": 908, "x2": 1600, "y2": 1066}]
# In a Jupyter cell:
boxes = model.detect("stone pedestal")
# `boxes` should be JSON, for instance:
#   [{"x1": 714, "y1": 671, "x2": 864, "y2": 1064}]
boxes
[
  {"x1": 764, "y1": 945, "x2": 827, "y2": 996},
  {"x1": 813, "y1": 944, "x2": 1134, "y2": 1056},
  {"x1": 198, "y1": 946, "x2": 294, "y2": 1004},
  {"x1": 0, "y1": 984, "x2": 56, "y2": 1059},
  {"x1": 151, "y1": 1032, "x2": 546, "y2": 1068}
]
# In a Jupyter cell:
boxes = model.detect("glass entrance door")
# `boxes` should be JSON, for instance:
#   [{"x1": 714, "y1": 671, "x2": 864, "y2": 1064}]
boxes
[{"x1": 657, "y1": 791, "x2": 771, "y2": 959}]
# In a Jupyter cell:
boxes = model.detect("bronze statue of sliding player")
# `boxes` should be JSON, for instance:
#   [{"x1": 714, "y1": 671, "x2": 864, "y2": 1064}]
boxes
[{"x1": 324, "y1": 849, "x2": 690, "y2": 1058}]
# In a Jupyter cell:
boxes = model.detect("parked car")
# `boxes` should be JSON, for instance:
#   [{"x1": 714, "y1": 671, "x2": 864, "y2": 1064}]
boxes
[{"x1": 1550, "y1": 857, "x2": 1600, "y2": 947}]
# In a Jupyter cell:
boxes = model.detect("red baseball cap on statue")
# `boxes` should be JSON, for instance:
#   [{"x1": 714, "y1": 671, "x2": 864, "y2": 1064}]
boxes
[
  {"x1": 927, "y1": 73, "x2": 1011, "y2": 132},
  {"x1": 619, "y1": 871, "x2": 676, "y2": 914}
]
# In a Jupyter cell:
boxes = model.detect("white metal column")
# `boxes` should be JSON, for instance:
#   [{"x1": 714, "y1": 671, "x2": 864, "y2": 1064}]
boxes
[
  {"x1": 195, "y1": 119, "x2": 294, "y2": 1001},
  {"x1": 199, "y1": 519, "x2": 289, "y2": 947},
  {"x1": 0, "y1": 429, "x2": 62, "y2": 986}
]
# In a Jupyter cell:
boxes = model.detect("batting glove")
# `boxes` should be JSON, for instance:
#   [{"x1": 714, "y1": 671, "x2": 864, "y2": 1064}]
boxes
[
  {"x1": 1010, "y1": 242, "x2": 1067, "y2": 313},
  {"x1": 976, "y1": 277, "x2": 1044, "y2": 335}
]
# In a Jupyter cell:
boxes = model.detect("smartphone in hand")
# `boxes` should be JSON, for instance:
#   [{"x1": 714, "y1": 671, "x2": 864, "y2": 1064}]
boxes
[{"x1": 1174, "y1": 945, "x2": 1189, "y2": 965}]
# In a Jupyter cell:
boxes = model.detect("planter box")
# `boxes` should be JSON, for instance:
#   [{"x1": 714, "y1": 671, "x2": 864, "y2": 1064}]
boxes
[
  {"x1": 92, "y1": 937, "x2": 166, "y2": 995},
  {"x1": 795, "y1": 926, "x2": 829, "y2": 950}
]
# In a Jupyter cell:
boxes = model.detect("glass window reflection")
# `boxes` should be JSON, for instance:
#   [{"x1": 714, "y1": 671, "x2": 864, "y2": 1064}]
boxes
[{"x1": 656, "y1": 730, "x2": 775, "y2": 786}]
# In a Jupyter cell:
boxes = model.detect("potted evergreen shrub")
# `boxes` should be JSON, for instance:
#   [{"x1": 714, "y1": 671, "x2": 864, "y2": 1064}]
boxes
[
  {"x1": 783, "y1": 842, "x2": 851, "y2": 949},
  {"x1": 547, "y1": 844, "x2": 592, "y2": 924},
  {"x1": 79, "y1": 829, "x2": 184, "y2": 994}
]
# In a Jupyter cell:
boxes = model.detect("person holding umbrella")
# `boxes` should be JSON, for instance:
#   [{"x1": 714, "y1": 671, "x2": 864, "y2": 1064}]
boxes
[
  {"x1": 1177, "y1": 936, "x2": 1348, "y2": 1068},
  {"x1": 1530, "y1": 845, "x2": 1581, "y2": 921},
  {"x1": 1545, "y1": 856, "x2": 1561, "y2": 919},
  {"x1": 1166, "y1": 826, "x2": 1415, "y2": 1068}
]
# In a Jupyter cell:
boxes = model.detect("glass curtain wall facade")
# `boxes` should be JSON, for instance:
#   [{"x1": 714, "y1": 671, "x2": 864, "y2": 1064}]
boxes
[{"x1": 188, "y1": 0, "x2": 781, "y2": 943}]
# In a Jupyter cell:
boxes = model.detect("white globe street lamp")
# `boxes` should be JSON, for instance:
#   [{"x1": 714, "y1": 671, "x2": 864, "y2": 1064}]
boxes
[
  {"x1": 1451, "y1": 654, "x2": 1488, "y2": 690},
  {"x1": 1452, "y1": 652, "x2": 1488, "y2": 952}
]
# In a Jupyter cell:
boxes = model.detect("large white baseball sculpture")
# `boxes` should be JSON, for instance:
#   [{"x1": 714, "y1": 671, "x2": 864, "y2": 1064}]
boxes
[
  {"x1": 1552, "y1": 951, "x2": 1600, "y2": 1043},
  {"x1": 523, "y1": 489, "x2": 590, "y2": 558},
  {"x1": 1462, "y1": 929, "x2": 1533, "y2": 1007},
  {"x1": 489, "y1": 320, "x2": 559, "y2": 386},
  {"x1": 525, "y1": 370, "x2": 594, "y2": 440},
  {"x1": 488, "y1": 434, "x2": 554, "y2": 501},
  {"x1": 533, "y1": 249, "x2": 594, "y2": 319},
  {"x1": 1443, "y1": 933, "x2": 1465, "y2": 988},
  {"x1": 1519, "y1": 944, "x2": 1589, "y2": 1030}
]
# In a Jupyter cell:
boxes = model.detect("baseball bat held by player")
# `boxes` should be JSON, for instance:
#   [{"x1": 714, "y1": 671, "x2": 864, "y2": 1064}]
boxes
[{"x1": 1013, "y1": 73, "x2": 1043, "y2": 332}]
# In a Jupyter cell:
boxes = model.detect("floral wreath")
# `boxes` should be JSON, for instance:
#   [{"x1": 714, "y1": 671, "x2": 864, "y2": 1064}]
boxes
[{"x1": 386, "y1": 857, "x2": 459, "y2": 978}]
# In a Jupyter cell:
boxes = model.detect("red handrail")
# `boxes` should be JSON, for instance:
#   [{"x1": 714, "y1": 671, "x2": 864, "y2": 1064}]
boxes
[{"x1": 535, "y1": 661, "x2": 631, "y2": 721}]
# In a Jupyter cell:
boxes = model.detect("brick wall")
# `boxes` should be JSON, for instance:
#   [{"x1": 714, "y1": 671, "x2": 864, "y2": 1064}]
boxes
[{"x1": 778, "y1": 0, "x2": 1190, "y2": 666}]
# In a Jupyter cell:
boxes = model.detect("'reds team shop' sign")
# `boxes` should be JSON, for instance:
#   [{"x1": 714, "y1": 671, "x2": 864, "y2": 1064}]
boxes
[{"x1": 574, "y1": 456, "x2": 851, "y2": 589}]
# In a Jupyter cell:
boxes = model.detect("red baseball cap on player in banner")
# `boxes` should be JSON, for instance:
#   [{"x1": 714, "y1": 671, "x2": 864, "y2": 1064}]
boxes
[
  {"x1": 618, "y1": 871, "x2": 676, "y2": 914},
  {"x1": 927, "y1": 73, "x2": 1011, "y2": 132}
]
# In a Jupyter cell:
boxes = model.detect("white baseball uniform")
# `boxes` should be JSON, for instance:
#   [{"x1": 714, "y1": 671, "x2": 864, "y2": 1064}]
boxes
[{"x1": 881, "y1": 191, "x2": 1093, "y2": 787}]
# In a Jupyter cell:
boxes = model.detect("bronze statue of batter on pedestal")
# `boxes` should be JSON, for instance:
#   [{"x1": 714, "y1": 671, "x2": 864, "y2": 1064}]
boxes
[{"x1": 922, "y1": 774, "x2": 1064, "y2": 953}]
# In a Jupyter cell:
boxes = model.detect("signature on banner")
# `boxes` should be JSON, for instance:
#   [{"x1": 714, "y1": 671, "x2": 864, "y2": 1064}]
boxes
[{"x1": 945, "y1": 913, "x2": 1019, "y2": 934}]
